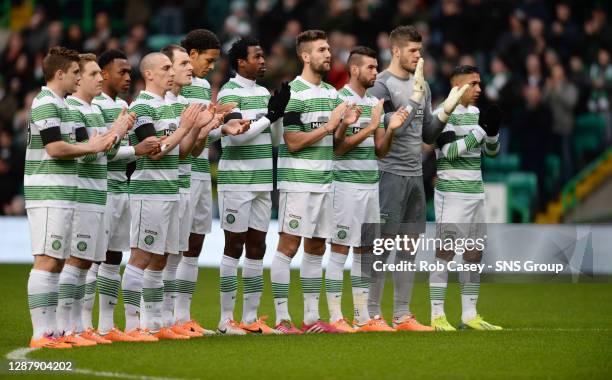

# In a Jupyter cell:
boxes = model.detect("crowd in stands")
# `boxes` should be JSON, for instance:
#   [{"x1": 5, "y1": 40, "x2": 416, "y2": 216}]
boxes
[{"x1": 0, "y1": 0, "x2": 610, "y2": 219}]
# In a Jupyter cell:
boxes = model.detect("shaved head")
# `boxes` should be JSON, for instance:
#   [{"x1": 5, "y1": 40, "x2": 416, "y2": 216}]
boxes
[
  {"x1": 140, "y1": 52, "x2": 169, "y2": 73},
  {"x1": 140, "y1": 52, "x2": 175, "y2": 93}
]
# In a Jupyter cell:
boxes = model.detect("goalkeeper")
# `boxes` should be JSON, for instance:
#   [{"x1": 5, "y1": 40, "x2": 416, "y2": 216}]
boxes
[{"x1": 366, "y1": 25, "x2": 468, "y2": 331}]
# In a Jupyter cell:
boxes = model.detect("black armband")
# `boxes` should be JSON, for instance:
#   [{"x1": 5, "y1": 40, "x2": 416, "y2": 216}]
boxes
[
  {"x1": 39, "y1": 126, "x2": 62, "y2": 145},
  {"x1": 134, "y1": 123, "x2": 156, "y2": 142},
  {"x1": 283, "y1": 111, "x2": 302, "y2": 127},
  {"x1": 74, "y1": 126, "x2": 88, "y2": 142},
  {"x1": 224, "y1": 112, "x2": 243, "y2": 123},
  {"x1": 436, "y1": 131, "x2": 456, "y2": 147}
]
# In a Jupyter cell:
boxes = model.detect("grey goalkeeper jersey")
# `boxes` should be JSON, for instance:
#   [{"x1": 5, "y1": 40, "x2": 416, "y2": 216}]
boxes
[{"x1": 367, "y1": 70, "x2": 445, "y2": 177}]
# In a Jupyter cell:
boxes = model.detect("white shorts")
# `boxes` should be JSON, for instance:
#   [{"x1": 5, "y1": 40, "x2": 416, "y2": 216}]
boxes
[
  {"x1": 106, "y1": 193, "x2": 130, "y2": 253},
  {"x1": 178, "y1": 192, "x2": 194, "y2": 252},
  {"x1": 71, "y1": 210, "x2": 108, "y2": 262},
  {"x1": 278, "y1": 191, "x2": 332, "y2": 239},
  {"x1": 331, "y1": 185, "x2": 380, "y2": 247},
  {"x1": 130, "y1": 200, "x2": 179, "y2": 255},
  {"x1": 218, "y1": 191, "x2": 272, "y2": 233},
  {"x1": 27, "y1": 207, "x2": 74, "y2": 259},
  {"x1": 190, "y1": 179, "x2": 212, "y2": 235},
  {"x1": 435, "y1": 190, "x2": 486, "y2": 241}
]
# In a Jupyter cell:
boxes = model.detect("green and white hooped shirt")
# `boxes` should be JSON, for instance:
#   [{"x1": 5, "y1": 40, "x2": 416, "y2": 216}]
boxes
[
  {"x1": 92, "y1": 92, "x2": 131, "y2": 195},
  {"x1": 434, "y1": 104, "x2": 500, "y2": 199},
  {"x1": 334, "y1": 85, "x2": 384, "y2": 189},
  {"x1": 277, "y1": 76, "x2": 341, "y2": 193},
  {"x1": 128, "y1": 90, "x2": 180, "y2": 201},
  {"x1": 180, "y1": 76, "x2": 212, "y2": 181},
  {"x1": 165, "y1": 91, "x2": 192, "y2": 194},
  {"x1": 66, "y1": 95, "x2": 110, "y2": 212},
  {"x1": 24, "y1": 86, "x2": 77, "y2": 208},
  {"x1": 217, "y1": 74, "x2": 272, "y2": 192}
]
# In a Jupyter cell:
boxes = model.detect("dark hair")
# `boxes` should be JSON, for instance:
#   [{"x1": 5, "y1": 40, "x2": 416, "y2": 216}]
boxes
[
  {"x1": 347, "y1": 46, "x2": 377, "y2": 67},
  {"x1": 98, "y1": 49, "x2": 127, "y2": 70},
  {"x1": 389, "y1": 25, "x2": 422, "y2": 48},
  {"x1": 296, "y1": 29, "x2": 327, "y2": 56},
  {"x1": 42, "y1": 46, "x2": 80, "y2": 81},
  {"x1": 450, "y1": 65, "x2": 480, "y2": 80},
  {"x1": 228, "y1": 37, "x2": 260, "y2": 71},
  {"x1": 161, "y1": 44, "x2": 187, "y2": 62},
  {"x1": 180, "y1": 29, "x2": 221, "y2": 54}
]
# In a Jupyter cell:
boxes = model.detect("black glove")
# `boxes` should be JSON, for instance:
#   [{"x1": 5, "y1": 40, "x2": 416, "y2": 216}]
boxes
[
  {"x1": 479, "y1": 105, "x2": 502, "y2": 136},
  {"x1": 266, "y1": 81, "x2": 291, "y2": 123},
  {"x1": 436, "y1": 130, "x2": 456, "y2": 147}
]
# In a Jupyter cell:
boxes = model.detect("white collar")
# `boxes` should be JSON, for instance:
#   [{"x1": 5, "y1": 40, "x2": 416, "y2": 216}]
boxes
[{"x1": 234, "y1": 73, "x2": 256, "y2": 88}]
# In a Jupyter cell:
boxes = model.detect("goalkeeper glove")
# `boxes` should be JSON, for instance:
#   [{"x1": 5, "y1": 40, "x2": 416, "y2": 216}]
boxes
[
  {"x1": 409, "y1": 58, "x2": 425, "y2": 104},
  {"x1": 437, "y1": 84, "x2": 470, "y2": 123}
]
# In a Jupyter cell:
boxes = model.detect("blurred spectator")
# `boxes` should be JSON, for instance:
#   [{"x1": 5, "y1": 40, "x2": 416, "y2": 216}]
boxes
[
  {"x1": 569, "y1": 55, "x2": 593, "y2": 114},
  {"x1": 46, "y1": 21, "x2": 64, "y2": 52},
  {"x1": 22, "y1": 9, "x2": 49, "y2": 56},
  {"x1": 0, "y1": 129, "x2": 24, "y2": 215},
  {"x1": 221, "y1": 0, "x2": 251, "y2": 52},
  {"x1": 527, "y1": 17, "x2": 547, "y2": 56},
  {"x1": 0, "y1": 0, "x2": 611, "y2": 217},
  {"x1": 587, "y1": 48, "x2": 612, "y2": 140},
  {"x1": 582, "y1": 6, "x2": 612, "y2": 62},
  {"x1": 525, "y1": 53, "x2": 544, "y2": 88},
  {"x1": 154, "y1": 1, "x2": 184, "y2": 35},
  {"x1": 124, "y1": 0, "x2": 153, "y2": 28},
  {"x1": 485, "y1": 55, "x2": 520, "y2": 126},
  {"x1": 433, "y1": 0, "x2": 466, "y2": 51},
  {"x1": 485, "y1": 56, "x2": 510, "y2": 102},
  {"x1": 589, "y1": 49, "x2": 612, "y2": 112},
  {"x1": 84, "y1": 12, "x2": 112, "y2": 53},
  {"x1": 64, "y1": 24, "x2": 84, "y2": 52},
  {"x1": 514, "y1": 85, "x2": 552, "y2": 210},
  {"x1": 496, "y1": 10, "x2": 530, "y2": 72},
  {"x1": 543, "y1": 63, "x2": 578, "y2": 181},
  {"x1": 550, "y1": 2, "x2": 579, "y2": 60}
]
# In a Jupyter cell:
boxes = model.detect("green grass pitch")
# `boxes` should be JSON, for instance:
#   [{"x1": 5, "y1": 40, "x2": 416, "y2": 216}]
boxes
[{"x1": 0, "y1": 264, "x2": 610, "y2": 379}]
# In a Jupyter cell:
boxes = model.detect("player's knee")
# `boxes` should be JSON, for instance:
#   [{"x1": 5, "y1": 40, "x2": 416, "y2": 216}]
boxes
[
  {"x1": 129, "y1": 248, "x2": 151, "y2": 269},
  {"x1": 224, "y1": 230, "x2": 247, "y2": 259},
  {"x1": 33, "y1": 255, "x2": 64, "y2": 273},
  {"x1": 436, "y1": 249, "x2": 455, "y2": 262},
  {"x1": 331, "y1": 243, "x2": 350, "y2": 255},
  {"x1": 304, "y1": 238, "x2": 326, "y2": 255},
  {"x1": 463, "y1": 250, "x2": 482, "y2": 263},
  {"x1": 246, "y1": 241, "x2": 266, "y2": 260},
  {"x1": 277, "y1": 233, "x2": 300, "y2": 256},
  {"x1": 67, "y1": 256, "x2": 93, "y2": 270},
  {"x1": 186, "y1": 233, "x2": 205, "y2": 257},
  {"x1": 224, "y1": 239, "x2": 245, "y2": 259},
  {"x1": 148, "y1": 254, "x2": 168, "y2": 271}
]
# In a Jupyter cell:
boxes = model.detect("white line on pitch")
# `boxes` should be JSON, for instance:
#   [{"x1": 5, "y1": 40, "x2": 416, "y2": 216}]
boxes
[
  {"x1": 5, "y1": 347, "x2": 198, "y2": 380},
  {"x1": 506, "y1": 328, "x2": 612, "y2": 332},
  {"x1": 5, "y1": 347, "x2": 37, "y2": 360}
]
